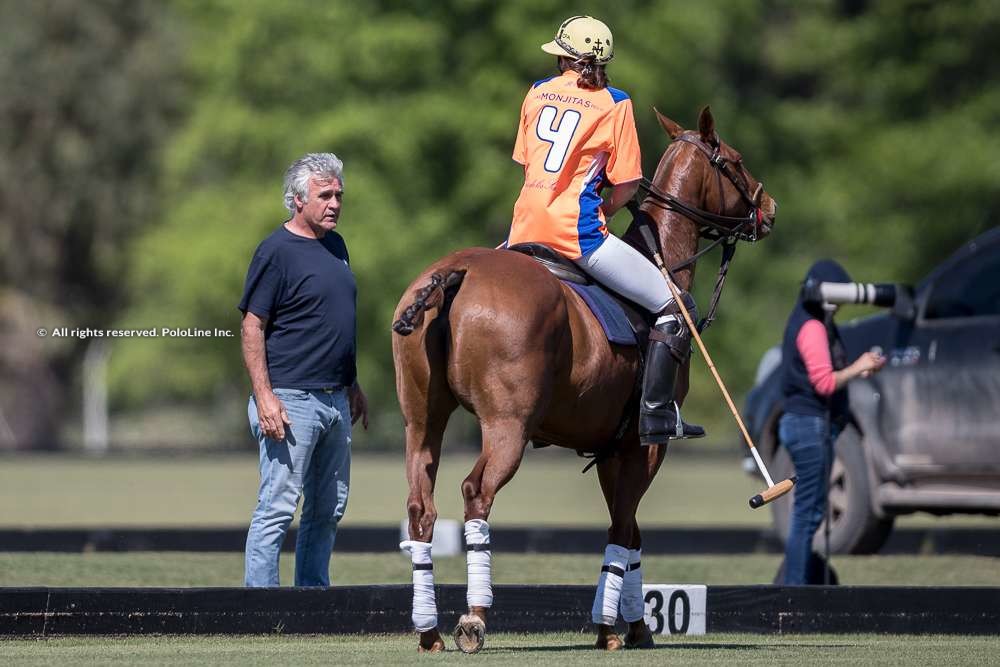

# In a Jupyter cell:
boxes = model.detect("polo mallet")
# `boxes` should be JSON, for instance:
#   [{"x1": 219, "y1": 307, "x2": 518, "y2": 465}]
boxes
[{"x1": 638, "y1": 225, "x2": 795, "y2": 509}]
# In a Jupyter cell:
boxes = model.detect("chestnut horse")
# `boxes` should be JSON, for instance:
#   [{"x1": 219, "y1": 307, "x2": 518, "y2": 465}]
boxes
[{"x1": 392, "y1": 107, "x2": 775, "y2": 652}]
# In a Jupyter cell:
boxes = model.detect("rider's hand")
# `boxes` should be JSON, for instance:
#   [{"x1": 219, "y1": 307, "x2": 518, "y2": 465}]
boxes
[{"x1": 257, "y1": 390, "x2": 291, "y2": 441}]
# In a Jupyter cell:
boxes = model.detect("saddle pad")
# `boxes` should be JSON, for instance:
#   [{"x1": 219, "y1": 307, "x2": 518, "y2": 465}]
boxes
[{"x1": 563, "y1": 281, "x2": 637, "y2": 346}]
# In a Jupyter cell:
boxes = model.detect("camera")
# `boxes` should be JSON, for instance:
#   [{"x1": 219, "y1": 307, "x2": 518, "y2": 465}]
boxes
[{"x1": 801, "y1": 280, "x2": 916, "y2": 318}]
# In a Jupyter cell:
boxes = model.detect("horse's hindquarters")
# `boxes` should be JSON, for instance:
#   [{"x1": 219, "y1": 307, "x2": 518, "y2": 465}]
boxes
[{"x1": 528, "y1": 284, "x2": 639, "y2": 450}]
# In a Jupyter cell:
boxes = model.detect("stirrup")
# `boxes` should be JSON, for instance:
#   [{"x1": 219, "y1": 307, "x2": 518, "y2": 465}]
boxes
[
  {"x1": 670, "y1": 402, "x2": 706, "y2": 440},
  {"x1": 640, "y1": 402, "x2": 705, "y2": 446}
]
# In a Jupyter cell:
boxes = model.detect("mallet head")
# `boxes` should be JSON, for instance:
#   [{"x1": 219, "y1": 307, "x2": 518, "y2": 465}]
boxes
[{"x1": 749, "y1": 476, "x2": 797, "y2": 509}]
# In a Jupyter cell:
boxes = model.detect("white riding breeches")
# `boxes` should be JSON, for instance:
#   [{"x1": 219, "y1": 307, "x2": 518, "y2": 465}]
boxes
[{"x1": 574, "y1": 233, "x2": 673, "y2": 314}]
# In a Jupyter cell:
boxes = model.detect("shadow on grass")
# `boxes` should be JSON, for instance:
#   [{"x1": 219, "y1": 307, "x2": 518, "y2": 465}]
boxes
[{"x1": 503, "y1": 642, "x2": 857, "y2": 653}]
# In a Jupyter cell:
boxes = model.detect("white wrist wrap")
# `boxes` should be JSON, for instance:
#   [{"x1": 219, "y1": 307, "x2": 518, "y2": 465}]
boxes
[
  {"x1": 620, "y1": 548, "x2": 644, "y2": 622},
  {"x1": 591, "y1": 543, "x2": 629, "y2": 626},
  {"x1": 464, "y1": 519, "x2": 493, "y2": 608},
  {"x1": 400, "y1": 540, "x2": 437, "y2": 632}
]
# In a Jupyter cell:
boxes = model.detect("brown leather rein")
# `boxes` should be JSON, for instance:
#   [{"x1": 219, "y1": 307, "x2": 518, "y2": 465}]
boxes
[
  {"x1": 631, "y1": 133, "x2": 767, "y2": 333},
  {"x1": 638, "y1": 133, "x2": 764, "y2": 244}
]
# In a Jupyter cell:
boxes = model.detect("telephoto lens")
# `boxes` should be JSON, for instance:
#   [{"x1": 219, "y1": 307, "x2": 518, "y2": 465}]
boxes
[{"x1": 801, "y1": 280, "x2": 898, "y2": 307}]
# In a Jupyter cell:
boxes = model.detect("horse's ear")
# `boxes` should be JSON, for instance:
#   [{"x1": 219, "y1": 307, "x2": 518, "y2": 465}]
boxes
[
  {"x1": 654, "y1": 107, "x2": 685, "y2": 139},
  {"x1": 698, "y1": 105, "x2": 716, "y2": 143}
]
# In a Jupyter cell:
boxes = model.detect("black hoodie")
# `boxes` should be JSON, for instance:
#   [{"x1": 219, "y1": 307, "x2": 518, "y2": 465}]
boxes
[{"x1": 780, "y1": 259, "x2": 851, "y2": 422}]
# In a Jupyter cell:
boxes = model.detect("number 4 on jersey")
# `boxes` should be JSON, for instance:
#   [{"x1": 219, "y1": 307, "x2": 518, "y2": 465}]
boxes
[{"x1": 536, "y1": 105, "x2": 581, "y2": 173}]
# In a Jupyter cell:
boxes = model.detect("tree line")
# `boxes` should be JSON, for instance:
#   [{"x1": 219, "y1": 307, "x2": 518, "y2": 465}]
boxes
[{"x1": 1, "y1": 0, "x2": 997, "y2": 450}]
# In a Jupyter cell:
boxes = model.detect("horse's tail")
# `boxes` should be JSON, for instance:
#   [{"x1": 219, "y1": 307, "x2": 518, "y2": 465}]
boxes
[{"x1": 392, "y1": 269, "x2": 467, "y2": 336}]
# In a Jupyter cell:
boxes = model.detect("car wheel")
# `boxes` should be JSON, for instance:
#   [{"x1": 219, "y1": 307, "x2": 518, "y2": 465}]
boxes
[{"x1": 769, "y1": 424, "x2": 894, "y2": 554}]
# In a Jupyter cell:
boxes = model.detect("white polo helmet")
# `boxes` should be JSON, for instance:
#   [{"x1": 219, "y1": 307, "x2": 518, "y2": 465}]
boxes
[{"x1": 541, "y1": 15, "x2": 614, "y2": 65}]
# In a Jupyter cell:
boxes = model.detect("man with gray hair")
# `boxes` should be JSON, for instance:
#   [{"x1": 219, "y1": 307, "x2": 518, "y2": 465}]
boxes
[{"x1": 239, "y1": 152, "x2": 368, "y2": 587}]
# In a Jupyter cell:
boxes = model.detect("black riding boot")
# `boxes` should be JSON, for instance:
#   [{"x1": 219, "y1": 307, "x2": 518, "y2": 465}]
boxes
[{"x1": 639, "y1": 317, "x2": 705, "y2": 445}]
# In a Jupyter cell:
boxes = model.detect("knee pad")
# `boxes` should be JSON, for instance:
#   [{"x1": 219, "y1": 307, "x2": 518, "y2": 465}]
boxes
[
  {"x1": 660, "y1": 290, "x2": 698, "y2": 323},
  {"x1": 654, "y1": 291, "x2": 697, "y2": 360}
]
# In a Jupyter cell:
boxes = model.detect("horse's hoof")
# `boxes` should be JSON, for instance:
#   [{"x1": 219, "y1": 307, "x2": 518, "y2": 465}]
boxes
[
  {"x1": 624, "y1": 624, "x2": 656, "y2": 649},
  {"x1": 594, "y1": 632, "x2": 624, "y2": 651},
  {"x1": 417, "y1": 628, "x2": 446, "y2": 653},
  {"x1": 453, "y1": 613, "x2": 486, "y2": 654}
]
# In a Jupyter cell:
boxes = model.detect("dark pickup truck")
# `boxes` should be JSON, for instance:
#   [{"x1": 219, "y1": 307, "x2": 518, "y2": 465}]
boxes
[{"x1": 742, "y1": 227, "x2": 1000, "y2": 553}]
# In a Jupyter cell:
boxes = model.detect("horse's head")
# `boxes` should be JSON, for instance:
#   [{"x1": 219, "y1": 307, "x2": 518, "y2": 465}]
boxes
[{"x1": 649, "y1": 106, "x2": 776, "y2": 241}]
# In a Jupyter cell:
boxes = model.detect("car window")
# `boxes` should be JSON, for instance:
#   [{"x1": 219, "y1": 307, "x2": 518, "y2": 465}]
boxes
[{"x1": 924, "y1": 243, "x2": 1000, "y2": 319}]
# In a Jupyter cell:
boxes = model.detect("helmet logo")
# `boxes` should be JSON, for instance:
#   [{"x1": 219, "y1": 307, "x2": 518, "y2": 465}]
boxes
[{"x1": 544, "y1": 15, "x2": 614, "y2": 64}]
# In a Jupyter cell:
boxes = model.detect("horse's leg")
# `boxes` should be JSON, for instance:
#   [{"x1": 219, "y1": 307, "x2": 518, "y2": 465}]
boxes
[
  {"x1": 400, "y1": 409, "x2": 454, "y2": 653},
  {"x1": 596, "y1": 458, "x2": 653, "y2": 649},
  {"x1": 395, "y1": 289, "x2": 459, "y2": 652},
  {"x1": 453, "y1": 418, "x2": 530, "y2": 654},
  {"x1": 401, "y1": 414, "x2": 452, "y2": 652},
  {"x1": 593, "y1": 442, "x2": 667, "y2": 650},
  {"x1": 398, "y1": 355, "x2": 456, "y2": 651}
]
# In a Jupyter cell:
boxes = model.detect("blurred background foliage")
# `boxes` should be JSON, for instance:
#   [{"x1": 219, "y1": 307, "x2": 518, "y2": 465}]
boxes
[{"x1": 1, "y1": 0, "x2": 998, "y2": 451}]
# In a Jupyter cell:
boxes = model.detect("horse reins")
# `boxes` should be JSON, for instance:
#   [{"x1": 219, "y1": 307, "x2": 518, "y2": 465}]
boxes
[
  {"x1": 632, "y1": 133, "x2": 766, "y2": 333},
  {"x1": 638, "y1": 133, "x2": 765, "y2": 243}
]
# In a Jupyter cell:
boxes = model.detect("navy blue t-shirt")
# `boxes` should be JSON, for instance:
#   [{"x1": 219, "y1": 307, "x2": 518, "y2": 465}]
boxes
[{"x1": 238, "y1": 224, "x2": 357, "y2": 390}]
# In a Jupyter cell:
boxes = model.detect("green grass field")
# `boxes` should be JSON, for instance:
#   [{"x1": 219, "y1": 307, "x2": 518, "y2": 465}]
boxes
[
  {"x1": 1, "y1": 450, "x2": 771, "y2": 527},
  {"x1": 1, "y1": 633, "x2": 997, "y2": 665},
  {"x1": 3, "y1": 450, "x2": 996, "y2": 529},
  {"x1": 2, "y1": 552, "x2": 999, "y2": 587},
  {"x1": 2, "y1": 456, "x2": 997, "y2": 663}
]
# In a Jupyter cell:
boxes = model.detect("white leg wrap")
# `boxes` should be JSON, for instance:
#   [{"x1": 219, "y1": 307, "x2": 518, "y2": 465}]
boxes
[
  {"x1": 400, "y1": 540, "x2": 437, "y2": 632},
  {"x1": 591, "y1": 543, "x2": 629, "y2": 626},
  {"x1": 464, "y1": 519, "x2": 493, "y2": 608},
  {"x1": 620, "y1": 548, "x2": 644, "y2": 623}
]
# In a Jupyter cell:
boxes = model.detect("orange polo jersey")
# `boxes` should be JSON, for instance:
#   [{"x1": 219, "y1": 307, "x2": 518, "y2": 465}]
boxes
[{"x1": 509, "y1": 70, "x2": 643, "y2": 259}]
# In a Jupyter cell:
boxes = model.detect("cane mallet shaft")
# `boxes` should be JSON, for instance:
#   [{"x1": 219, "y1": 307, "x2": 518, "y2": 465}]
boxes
[{"x1": 638, "y1": 226, "x2": 795, "y2": 509}]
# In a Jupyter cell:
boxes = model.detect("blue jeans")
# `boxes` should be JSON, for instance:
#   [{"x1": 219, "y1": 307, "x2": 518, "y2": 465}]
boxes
[
  {"x1": 245, "y1": 388, "x2": 351, "y2": 587},
  {"x1": 778, "y1": 412, "x2": 840, "y2": 585}
]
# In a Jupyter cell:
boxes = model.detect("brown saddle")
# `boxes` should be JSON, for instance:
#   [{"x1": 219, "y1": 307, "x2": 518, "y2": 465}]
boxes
[{"x1": 506, "y1": 243, "x2": 591, "y2": 285}]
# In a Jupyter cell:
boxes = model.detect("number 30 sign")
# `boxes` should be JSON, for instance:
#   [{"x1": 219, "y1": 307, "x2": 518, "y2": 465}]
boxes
[{"x1": 641, "y1": 585, "x2": 707, "y2": 635}]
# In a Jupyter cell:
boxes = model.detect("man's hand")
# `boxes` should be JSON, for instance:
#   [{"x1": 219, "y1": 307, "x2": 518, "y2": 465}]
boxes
[
  {"x1": 349, "y1": 382, "x2": 369, "y2": 430},
  {"x1": 241, "y1": 311, "x2": 290, "y2": 439},
  {"x1": 257, "y1": 389, "x2": 291, "y2": 441}
]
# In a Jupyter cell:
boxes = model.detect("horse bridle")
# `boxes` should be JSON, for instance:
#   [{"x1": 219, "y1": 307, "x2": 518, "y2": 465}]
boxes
[
  {"x1": 632, "y1": 131, "x2": 769, "y2": 334},
  {"x1": 638, "y1": 132, "x2": 766, "y2": 243}
]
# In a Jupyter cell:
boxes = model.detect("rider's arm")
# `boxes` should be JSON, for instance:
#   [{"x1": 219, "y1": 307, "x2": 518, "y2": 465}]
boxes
[
  {"x1": 601, "y1": 180, "x2": 640, "y2": 219},
  {"x1": 602, "y1": 98, "x2": 643, "y2": 220}
]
